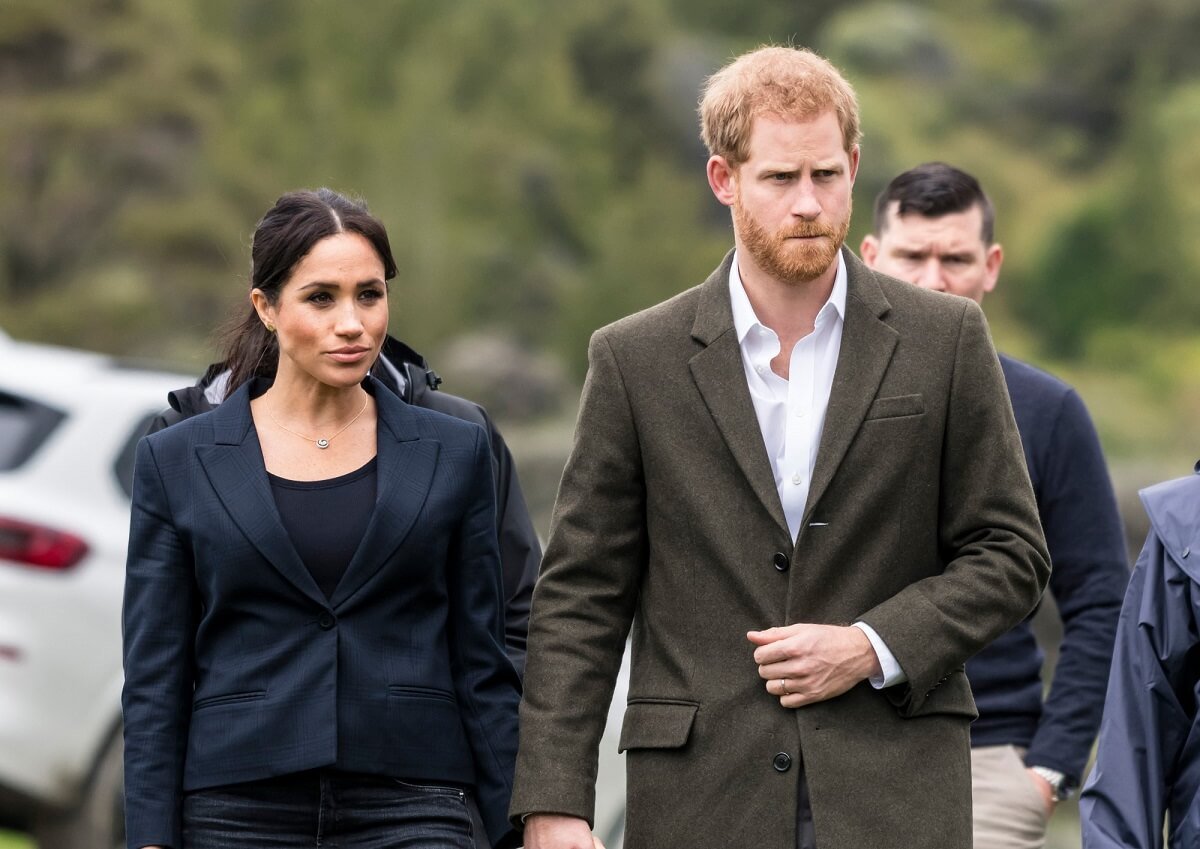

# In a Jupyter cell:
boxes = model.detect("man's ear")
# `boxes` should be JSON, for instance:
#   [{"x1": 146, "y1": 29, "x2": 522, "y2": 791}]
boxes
[
  {"x1": 982, "y1": 243, "x2": 1003, "y2": 295},
  {"x1": 707, "y1": 155, "x2": 737, "y2": 207},
  {"x1": 860, "y1": 233, "x2": 880, "y2": 267}
]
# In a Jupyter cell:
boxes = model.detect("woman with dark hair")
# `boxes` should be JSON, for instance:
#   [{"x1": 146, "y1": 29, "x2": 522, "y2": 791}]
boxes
[{"x1": 121, "y1": 188, "x2": 521, "y2": 849}]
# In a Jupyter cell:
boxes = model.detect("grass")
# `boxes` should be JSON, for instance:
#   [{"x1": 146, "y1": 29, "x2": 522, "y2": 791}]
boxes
[{"x1": 0, "y1": 832, "x2": 31, "y2": 849}]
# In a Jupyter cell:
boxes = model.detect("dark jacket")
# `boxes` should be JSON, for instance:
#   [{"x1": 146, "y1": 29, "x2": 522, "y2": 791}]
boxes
[
  {"x1": 123, "y1": 377, "x2": 521, "y2": 849},
  {"x1": 147, "y1": 336, "x2": 540, "y2": 677},
  {"x1": 966, "y1": 356, "x2": 1129, "y2": 785},
  {"x1": 1080, "y1": 464, "x2": 1200, "y2": 848}
]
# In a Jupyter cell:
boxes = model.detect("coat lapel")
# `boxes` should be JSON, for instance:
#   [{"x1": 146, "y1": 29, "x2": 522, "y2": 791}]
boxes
[
  {"x1": 329, "y1": 381, "x2": 439, "y2": 608},
  {"x1": 803, "y1": 251, "x2": 898, "y2": 525},
  {"x1": 689, "y1": 251, "x2": 791, "y2": 537},
  {"x1": 195, "y1": 380, "x2": 327, "y2": 606}
]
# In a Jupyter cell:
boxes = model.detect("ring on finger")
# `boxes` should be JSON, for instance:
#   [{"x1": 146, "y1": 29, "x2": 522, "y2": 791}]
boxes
[{"x1": 779, "y1": 679, "x2": 789, "y2": 695}]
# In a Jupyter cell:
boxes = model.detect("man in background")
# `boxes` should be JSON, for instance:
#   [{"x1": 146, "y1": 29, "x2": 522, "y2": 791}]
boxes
[{"x1": 861, "y1": 161, "x2": 1129, "y2": 848}]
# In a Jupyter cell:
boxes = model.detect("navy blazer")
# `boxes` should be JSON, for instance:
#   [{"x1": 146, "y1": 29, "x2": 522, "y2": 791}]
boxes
[{"x1": 121, "y1": 377, "x2": 520, "y2": 849}]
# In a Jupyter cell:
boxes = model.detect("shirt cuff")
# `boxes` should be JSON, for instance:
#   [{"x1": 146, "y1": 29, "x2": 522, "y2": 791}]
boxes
[{"x1": 851, "y1": 621, "x2": 907, "y2": 688}]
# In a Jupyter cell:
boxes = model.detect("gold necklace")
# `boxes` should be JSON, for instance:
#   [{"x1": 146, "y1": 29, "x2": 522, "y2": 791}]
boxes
[{"x1": 266, "y1": 395, "x2": 370, "y2": 449}]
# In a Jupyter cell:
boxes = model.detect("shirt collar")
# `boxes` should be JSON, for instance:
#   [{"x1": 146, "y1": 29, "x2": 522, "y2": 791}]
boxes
[{"x1": 729, "y1": 249, "x2": 848, "y2": 344}]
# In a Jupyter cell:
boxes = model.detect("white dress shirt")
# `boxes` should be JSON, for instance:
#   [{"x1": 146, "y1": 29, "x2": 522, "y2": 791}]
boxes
[{"x1": 729, "y1": 251, "x2": 905, "y2": 688}]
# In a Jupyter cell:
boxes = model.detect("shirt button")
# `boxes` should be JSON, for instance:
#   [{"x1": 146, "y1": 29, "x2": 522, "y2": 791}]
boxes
[
  {"x1": 318, "y1": 612, "x2": 336, "y2": 630},
  {"x1": 773, "y1": 552, "x2": 790, "y2": 572},
  {"x1": 772, "y1": 752, "x2": 792, "y2": 772},
  {"x1": 756, "y1": 365, "x2": 765, "y2": 374},
  {"x1": 791, "y1": 473, "x2": 802, "y2": 486}
]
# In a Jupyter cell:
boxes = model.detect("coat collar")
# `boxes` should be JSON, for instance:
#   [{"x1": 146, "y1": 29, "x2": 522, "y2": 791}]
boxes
[
  {"x1": 1140, "y1": 467, "x2": 1200, "y2": 580},
  {"x1": 805, "y1": 249, "x2": 898, "y2": 527},
  {"x1": 688, "y1": 250, "x2": 788, "y2": 535},
  {"x1": 687, "y1": 247, "x2": 898, "y2": 540},
  {"x1": 196, "y1": 376, "x2": 439, "y2": 608}
]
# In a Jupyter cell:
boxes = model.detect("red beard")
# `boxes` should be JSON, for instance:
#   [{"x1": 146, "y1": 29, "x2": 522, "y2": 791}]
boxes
[{"x1": 734, "y1": 200, "x2": 850, "y2": 285}]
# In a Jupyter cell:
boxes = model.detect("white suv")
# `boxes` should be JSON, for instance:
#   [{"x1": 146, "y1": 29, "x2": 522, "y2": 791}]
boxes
[{"x1": 0, "y1": 333, "x2": 185, "y2": 849}]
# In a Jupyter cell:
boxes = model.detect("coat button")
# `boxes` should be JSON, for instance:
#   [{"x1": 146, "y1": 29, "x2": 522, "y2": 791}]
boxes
[
  {"x1": 772, "y1": 752, "x2": 792, "y2": 772},
  {"x1": 773, "y1": 552, "x2": 790, "y2": 572},
  {"x1": 318, "y1": 612, "x2": 336, "y2": 630}
]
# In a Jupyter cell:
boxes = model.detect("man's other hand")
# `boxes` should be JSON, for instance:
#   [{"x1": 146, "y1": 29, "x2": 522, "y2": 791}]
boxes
[
  {"x1": 748, "y1": 623, "x2": 880, "y2": 707},
  {"x1": 1026, "y1": 768, "x2": 1057, "y2": 818},
  {"x1": 522, "y1": 813, "x2": 606, "y2": 849}
]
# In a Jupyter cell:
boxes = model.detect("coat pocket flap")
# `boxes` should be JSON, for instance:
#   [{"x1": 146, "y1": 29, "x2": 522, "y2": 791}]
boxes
[
  {"x1": 864, "y1": 394, "x2": 925, "y2": 420},
  {"x1": 618, "y1": 700, "x2": 699, "y2": 752}
]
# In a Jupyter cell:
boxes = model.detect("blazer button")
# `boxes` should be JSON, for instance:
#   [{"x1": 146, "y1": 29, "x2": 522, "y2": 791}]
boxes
[
  {"x1": 773, "y1": 552, "x2": 790, "y2": 572},
  {"x1": 772, "y1": 752, "x2": 792, "y2": 772},
  {"x1": 318, "y1": 612, "x2": 336, "y2": 630}
]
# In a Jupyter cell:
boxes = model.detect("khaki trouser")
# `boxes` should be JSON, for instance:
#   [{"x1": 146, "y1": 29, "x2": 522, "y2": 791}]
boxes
[{"x1": 971, "y1": 745, "x2": 1048, "y2": 849}]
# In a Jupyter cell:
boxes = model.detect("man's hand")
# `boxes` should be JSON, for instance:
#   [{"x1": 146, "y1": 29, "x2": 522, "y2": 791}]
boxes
[
  {"x1": 1026, "y1": 769, "x2": 1057, "y2": 818},
  {"x1": 748, "y1": 623, "x2": 881, "y2": 708},
  {"x1": 522, "y1": 813, "x2": 606, "y2": 849}
]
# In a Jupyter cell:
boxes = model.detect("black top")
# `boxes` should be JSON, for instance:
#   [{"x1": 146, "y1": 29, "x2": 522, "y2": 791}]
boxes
[
  {"x1": 269, "y1": 457, "x2": 377, "y2": 599},
  {"x1": 966, "y1": 354, "x2": 1129, "y2": 784}
]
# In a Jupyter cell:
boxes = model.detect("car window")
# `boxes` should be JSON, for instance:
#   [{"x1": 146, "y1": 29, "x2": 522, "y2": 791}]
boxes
[
  {"x1": 0, "y1": 390, "x2": 65, "y2": 471},
  {"x1": 113, "y1": 412, "x2": 159, "y2": 499}
]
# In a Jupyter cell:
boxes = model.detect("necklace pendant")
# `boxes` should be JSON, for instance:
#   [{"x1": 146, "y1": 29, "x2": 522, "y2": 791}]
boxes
[{"x1": 316, "y1": 438, "x2": 330, "y2": 449}]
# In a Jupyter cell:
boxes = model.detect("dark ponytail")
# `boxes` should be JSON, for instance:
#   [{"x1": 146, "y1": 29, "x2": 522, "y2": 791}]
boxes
[{"x1": 220, "y1": 188, "x2": 398, "y2": 393}]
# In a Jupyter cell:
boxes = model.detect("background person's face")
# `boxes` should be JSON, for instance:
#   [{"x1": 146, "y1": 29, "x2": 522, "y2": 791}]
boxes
[
  {"x1": 860, "y1": 203, "x2": 1002, "y2": 303},
  {"x1": 256, "y1": 231, "x2": 389, "y2": 390}
]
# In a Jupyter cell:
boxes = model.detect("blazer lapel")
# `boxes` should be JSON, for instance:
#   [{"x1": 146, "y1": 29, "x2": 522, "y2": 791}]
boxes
[
  {"x1": 803, "y1": 251, "x2": 898, "y2": 525},
  {"x1": 689, "y1": 251, "x2": 790, "y2": 537},
  {"x1": 330, "y1": 381, "x2": 439, "y2": 608},
  {"x1": 195, "y1": 381, "x2": 327, "y2": 606}
]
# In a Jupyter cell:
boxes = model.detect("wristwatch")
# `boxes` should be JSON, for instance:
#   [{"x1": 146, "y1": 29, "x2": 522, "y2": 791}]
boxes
[{"x1": 1029, "y1": 766, "x2": 1076, "y2": 801}]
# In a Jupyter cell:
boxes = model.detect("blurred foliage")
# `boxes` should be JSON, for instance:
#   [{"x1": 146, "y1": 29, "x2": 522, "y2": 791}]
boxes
[{"x1": 0, "y1": 0, "x2": 1197, "y2": 468}]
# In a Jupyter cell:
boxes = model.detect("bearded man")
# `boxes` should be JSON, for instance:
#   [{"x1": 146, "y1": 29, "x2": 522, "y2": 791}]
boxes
[{"x1": 509, "y1": 46, "x2": 1050, "y2": 849}]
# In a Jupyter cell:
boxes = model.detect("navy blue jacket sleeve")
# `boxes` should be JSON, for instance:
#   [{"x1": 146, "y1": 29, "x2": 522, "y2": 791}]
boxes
[
  {"x1": 420, "y1": 396, "x2": 541, "y2": 678},
  {"x1": 447, "y1": 427, "x2": 522, "y2": 847},
  {"x1": 1080, "y1": 532, "x2": 1190, "y2": 848},
  {"x1": 485, "y1": 418, "x2": 539, "y2": 678},
  {"x1": 121, "y1": 437, "x2": 197, "y2": 849},
  {"x1": 1025, "y1": 388, "x2": 1129, "y2": 780}
]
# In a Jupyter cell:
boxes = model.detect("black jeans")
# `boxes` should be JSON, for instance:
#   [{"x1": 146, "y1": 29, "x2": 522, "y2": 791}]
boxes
[{"x1": 182, "y1": 770, "x2": 475, "y2": 848}]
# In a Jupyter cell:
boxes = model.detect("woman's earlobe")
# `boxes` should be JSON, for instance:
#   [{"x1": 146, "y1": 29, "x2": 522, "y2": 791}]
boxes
[{"x1": 250, "y1": 288, "x2": 275, "y2": 330}]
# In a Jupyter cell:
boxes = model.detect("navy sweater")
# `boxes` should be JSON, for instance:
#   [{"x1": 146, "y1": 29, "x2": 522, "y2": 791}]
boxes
[{"x1": 966, "y1": 355, "x2": 1129, "y2": 784}]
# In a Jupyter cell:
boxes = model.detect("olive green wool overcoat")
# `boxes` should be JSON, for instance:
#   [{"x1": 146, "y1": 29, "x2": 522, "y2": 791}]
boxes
[{"x1": 510, "y1": 249, "x2": 1050, "y2": 849}]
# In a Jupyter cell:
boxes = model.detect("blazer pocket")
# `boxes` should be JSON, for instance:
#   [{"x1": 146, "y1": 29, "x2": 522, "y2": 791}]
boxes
[
  {"x1": 387, "y1": 684, "x2": 457, "y2": 704},
  {"x1": 618, "y1": 699, "x2": 699, "y2": 752},
  {"x1": 192, "y1": 690, "x2": 267, "y2": 711},
  {"x1": 864, "y1": 394, "x2": 925, "y2": 421}
]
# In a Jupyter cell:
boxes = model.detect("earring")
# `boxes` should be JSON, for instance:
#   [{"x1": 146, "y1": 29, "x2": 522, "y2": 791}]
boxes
[{"x1": 265, "y1": 323, "x2": 276, "y2": 333}]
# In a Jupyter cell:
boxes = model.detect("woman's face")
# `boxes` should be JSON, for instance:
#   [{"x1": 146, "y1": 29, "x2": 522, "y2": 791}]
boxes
[{"x1": 254, "y1": 231, "x2": 389, "y2": 390}]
